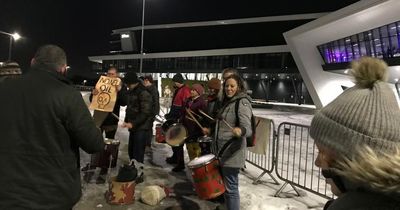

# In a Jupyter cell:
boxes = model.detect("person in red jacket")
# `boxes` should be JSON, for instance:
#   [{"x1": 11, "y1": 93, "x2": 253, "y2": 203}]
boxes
[{"x1": 164, "y1": 73, "x2": 191, "y2": 172}]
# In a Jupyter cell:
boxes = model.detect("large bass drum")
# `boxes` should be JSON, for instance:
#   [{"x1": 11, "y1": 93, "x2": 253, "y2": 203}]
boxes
[{"x1": 165, "y1": 123, "x2": 187, "y2": 147}]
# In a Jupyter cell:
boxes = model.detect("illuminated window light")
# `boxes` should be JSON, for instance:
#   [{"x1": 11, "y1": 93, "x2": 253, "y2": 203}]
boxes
[{"x1": 121, "y1": 34, "x2": 130, "y2": 39}]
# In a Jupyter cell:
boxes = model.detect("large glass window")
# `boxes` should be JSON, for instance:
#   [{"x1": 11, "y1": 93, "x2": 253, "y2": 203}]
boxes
[{"x1": 317, "y1": 20, "x2": 400, "y2": 64}]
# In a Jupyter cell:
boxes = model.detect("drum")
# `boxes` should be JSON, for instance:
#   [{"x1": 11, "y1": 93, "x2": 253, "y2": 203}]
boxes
[
  {"x1": 161, "y1": 119, "x2": 175, "y2": 133},
  {"x1": 165, "y1": 123, "x2": 187, "y2": 147},
  {"x1": 197, "y1": 136, "x2": 213, "y2": 143},
  {"x1": 187, "y1": 154, "x2": 225, "y2": 199},
  {"x1": 197, "y1": 136, "x2": 213, "y2": 155},
  {"x1": 155, "y1": 124, "x2": 166, "y2": 143},
  {"x1": 97, "y1": 139, "x2": 120, "y2": 168},
  {"x1": 105, "y1": 176, "x2": 135, "y2": 205}
]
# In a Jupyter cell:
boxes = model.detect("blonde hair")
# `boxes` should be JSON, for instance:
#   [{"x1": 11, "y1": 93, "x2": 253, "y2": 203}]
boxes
[{"x1": 335, "y1": 146, "x2": 400, "y2": 193}]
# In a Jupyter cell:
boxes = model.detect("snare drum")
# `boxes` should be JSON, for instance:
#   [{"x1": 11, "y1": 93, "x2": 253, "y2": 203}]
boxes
[
  {"x1": 165, "y1": 123, "x2": 187, "y2": 147},
  {"x1": 187, "y1": 154, "x2": 225, "y2": 199},
  {"x1": 97, "y1": 139, "x2": 120, "y2": 168}
]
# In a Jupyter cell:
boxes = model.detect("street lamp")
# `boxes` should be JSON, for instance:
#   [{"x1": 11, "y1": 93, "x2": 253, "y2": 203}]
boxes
[
  {"x1": 139, "y1": 0, "x2": 146, "y2": 73},
  {"x1": 0, "y1": 31, "x2": 21, "y2": 61}
]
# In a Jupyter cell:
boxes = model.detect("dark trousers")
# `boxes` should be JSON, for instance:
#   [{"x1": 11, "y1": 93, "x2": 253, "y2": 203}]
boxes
[
  {"x1": 171, "y1": 145, "x2": 184, "y2": 167},
  {"x1": 128, "y1": 129, "x2": 151, "y2": 163}
]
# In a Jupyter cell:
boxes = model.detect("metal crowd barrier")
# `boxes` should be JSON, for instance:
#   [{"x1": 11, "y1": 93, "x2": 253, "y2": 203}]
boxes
[
  {"x1": 273, "y1": 122, "x2": 333, "y2": 199},
  {"x1": 245, "y1": 117, "x2": 279, "y2": 185}
]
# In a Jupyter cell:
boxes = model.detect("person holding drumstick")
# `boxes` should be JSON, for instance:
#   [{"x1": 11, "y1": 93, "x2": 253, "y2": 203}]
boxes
[
  {"x1": 181, "y1": 83, "x2": 207, "y2": 161},
  {"x1": 203, "y1": 74, "x2": 252, "y2": 210},
  {"x1": 164, "y1": 73, "x2": 191, "y2": 172}
]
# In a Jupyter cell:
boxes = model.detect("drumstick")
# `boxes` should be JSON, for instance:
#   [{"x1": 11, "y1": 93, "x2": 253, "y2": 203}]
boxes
[
  {"x1": 188, "y1": 109, "x2": 202, "y2": 118},
  {"x1": 220, "y1": 118, "x2": 234, "y2": 129},
  {"x1": 111, "y1": 113, "x2": 124, "y2": 122},
  {"x1": 185, "y1": 108, "x2": 204, "y2": 130},
  {"x1": 198, "y1": 110, "x2": 215, "y2": 121}
]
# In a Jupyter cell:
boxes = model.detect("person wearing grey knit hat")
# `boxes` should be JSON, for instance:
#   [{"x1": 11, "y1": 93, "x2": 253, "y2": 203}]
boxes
[{"x1": 310, "y1": 57, "x2": 400, "y2": 210}]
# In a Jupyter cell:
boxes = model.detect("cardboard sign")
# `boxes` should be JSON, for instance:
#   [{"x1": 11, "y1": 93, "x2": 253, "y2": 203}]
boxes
[{"x1": 89, "y1": 76, "x2": 121, "y2": 112}]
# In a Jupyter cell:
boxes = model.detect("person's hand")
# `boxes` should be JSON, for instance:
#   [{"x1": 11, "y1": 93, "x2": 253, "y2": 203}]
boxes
[
  {"x1": 202, "y1": 128, "x2": 210, "y2": 136},
  {"x1": 232, "y1": 127, "x2": 242, "y2": 137},
  {"x1": 116, "y1": 83, "x2": 122, "y2": 91},
  {"x1": 92, "y1": 89, "x2": 99, "y2": 95},
  {"x1": 122, "y1": 122, "x2": 133, "y2": 129}
]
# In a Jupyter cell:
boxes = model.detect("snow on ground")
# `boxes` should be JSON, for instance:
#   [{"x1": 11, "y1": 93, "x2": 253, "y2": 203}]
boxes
[{"x1": 75, "y1": 94, "x2": 329, "y2": 209}]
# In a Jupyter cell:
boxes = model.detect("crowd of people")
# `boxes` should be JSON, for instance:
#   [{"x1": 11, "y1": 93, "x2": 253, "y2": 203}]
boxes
[{"x1": 0, "y1": 44, "x2": 399, "y2": 210}]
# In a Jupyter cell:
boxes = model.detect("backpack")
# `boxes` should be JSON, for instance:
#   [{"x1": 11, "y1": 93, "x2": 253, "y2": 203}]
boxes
[{"x1": 234, "y1": 98, "x2": 258, "y2": 147}]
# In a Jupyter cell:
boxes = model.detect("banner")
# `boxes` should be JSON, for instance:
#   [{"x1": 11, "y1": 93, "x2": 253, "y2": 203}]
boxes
[
  {"x1": 89, "y1": 76, "x2": 121, "y2": 112},
  {"x1": 248, "y1": 117, "x2": 271, "y2": 155}
]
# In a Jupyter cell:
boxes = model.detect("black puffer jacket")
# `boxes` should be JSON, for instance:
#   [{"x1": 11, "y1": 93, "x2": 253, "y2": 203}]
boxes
[
  {"x1": 0, "y1": 65, "x2": 104, "y2": 210},
  {"x1": 125, "y1": 84, "x2": 154, "y2": 131}
]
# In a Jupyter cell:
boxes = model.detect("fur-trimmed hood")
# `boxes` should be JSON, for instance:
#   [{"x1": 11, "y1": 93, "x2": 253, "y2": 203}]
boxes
[{"x1": 335, "y1": 146, "x2": 400, "y2": 195}]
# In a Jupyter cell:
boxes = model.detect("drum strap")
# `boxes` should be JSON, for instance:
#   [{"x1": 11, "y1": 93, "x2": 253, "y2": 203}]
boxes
[{"x1": 217, "y1": 138, "x2": 236, "y2": 158}]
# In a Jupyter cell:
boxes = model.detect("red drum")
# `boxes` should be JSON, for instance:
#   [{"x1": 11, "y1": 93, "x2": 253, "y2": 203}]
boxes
[
  {"x1": 187, "y1": 154, "x2": 225, "y2": 199},
  {"x1": 96, "y1": 139, "x2": 120, "y2": 168},
  {"x1": 155, "y1": 124, "x2": 166, "y2": 143},
  {"x1": 105, "y1": 176, "x2": 135, "y2": 205}
]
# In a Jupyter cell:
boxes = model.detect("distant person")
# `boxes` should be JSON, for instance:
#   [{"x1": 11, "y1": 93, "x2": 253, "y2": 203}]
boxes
[
  {"x1": 206, "y1": 77, "x2": 221, "y2": 118},
  {"x1": 310, "y1": 57, "x2": 400, "y2": 210},
  {"x1": 142, "y1": 74, "x2": 160, "y2": 147},
  {"x1": 0, "y1": 61, "x2": 22, "y2": 82},
  {"x1": 203, "y1": 74, "x2": 252, "y2": 210},
  {"x1": 0, "y1": 44, "x2": 104, "y2": 209},
  {"x1": 83, "y1": 66, "x2": 127, "y2": 184},
  {"x1": 122, "y1": 72, "x2": 154, "y2": 163},
  {"x1": 164, "y1": 73, "x2": 191, "y2": 172}
]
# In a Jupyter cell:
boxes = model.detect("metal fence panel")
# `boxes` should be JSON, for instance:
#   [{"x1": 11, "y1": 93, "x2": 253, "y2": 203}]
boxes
[{"x1": 274, "y1": 122, "x2": 334, "y2": 199}]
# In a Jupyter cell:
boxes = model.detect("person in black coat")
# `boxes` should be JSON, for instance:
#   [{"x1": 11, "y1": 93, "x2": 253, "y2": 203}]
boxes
[
  {"x1": 0, "y1": 45, "x2": 104, "y2": 210},
  {"x1": 84, "y1": 67, "x2": 127, "y2": 184},
  {"x1": 142, "y1": 74, "x2": 160, "y2": 147},
  {"x1": 122, "y1": 72, "x2": 154, "y2": 163}
]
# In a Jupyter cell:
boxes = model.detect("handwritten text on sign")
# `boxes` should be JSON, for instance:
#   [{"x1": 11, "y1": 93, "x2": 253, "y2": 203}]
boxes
[{"x1": 89, "y1": 76, "x2": 121, "y2": 112}]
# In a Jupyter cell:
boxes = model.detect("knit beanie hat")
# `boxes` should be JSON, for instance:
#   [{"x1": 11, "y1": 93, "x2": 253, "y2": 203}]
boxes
[
  {"x1": 124, "y1": 72, "x2": 140, "y2": 85},
  {"x1": 310, "y1": 57, "x2": 400, "y2": 157},
  {"x1": 172, "y1": 73, "x2": 184, "y2": 84},
  {"x1": 191, "y1": 83, "x2": 204, "y2": 95},
  {"x1": 207, "y1": 78, "x2": 221, "y2": 90},
  {"x1": 0, "y1": 62, "x2": 22, "y2": 76}
]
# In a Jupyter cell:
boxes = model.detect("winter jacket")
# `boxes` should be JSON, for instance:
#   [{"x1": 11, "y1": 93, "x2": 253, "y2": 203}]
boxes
[
  {"x1": 0, "y1": 65, "x2": 104, "y2": 210},
  {"x1": 165, "y1": 85, "x2": 191, "y2": 121},
  {"x1": 89, "y1": 83, "x2": 127, "y2": 126},
  {"x1": 181, "y1": 95, "x2": 207, "y2": 142},
  {"x1": 325, "y1": 149, "x2": 400, "y2": 210},
  {"x1": 214, "y1": 92, "x2": 253, "y2": 168},
  {"x1": 146, "y1": 84, "x2": 160, "y2": 116},
  {"x1": 125, "y1": 84, "x2": 154, "y2": 131}
]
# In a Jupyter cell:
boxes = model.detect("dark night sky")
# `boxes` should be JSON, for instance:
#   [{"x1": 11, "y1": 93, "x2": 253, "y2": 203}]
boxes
[{"x1": 0, "y1": 0, "x2": 359, "y2": 76}]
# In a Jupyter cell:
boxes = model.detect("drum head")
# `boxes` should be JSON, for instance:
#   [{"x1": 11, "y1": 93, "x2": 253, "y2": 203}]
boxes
[
  {"x1": 165, "y1": 124, "x2": 187, "y2": 146},
  {"x1": 104, "y1": 138, "x2": 120, "y2": 145},
  {"x1": 187, "y1": 154, "x2": 216, "y2": 168}
]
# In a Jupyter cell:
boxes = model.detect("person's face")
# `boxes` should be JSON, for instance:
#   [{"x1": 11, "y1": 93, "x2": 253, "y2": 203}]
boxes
[
  {"x1": 174, "y1": 82, "x2": 182, "y2": 88},
  {"x1": 107, "y1": 68, "x2": 118, "y2": 78},
  {"x1": 223, "y1": 72, "x2": 234, "y2": 81},
  {"x1": 190, "y1": 89, "x2": 199, "y2": 98},
  {"x1": 209, "y1": 88, "x2": 218, "y2": 95},
  {"x1": 143, "y1": 79, "x2": 151, "y2": 87},
  {"x1": 225, "y1": 78, "x2": 238, "y2": 98},
  {"x1": 315, "y1": 143, "x2": 342, "y2": 196}
]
